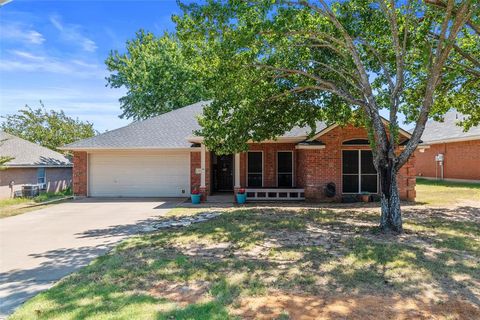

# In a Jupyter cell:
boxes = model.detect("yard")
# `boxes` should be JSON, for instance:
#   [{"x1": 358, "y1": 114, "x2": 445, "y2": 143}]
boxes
[
  {"x1": 9, "y1": 180, "x2": 480, "y2": 319},
  {"x1": 0, "y1": 189, "x2": 73, "y2": 219}
]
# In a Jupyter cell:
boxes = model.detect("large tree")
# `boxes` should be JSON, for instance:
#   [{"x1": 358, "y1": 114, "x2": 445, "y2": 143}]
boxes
[
  {"x1": 108, "y1": 0, "x2": 479, "y2": 233},
  {"x1": 105, "y1": 30, "x2": 213, "y2": 120},
  {"x1": 1, "y1": 103, "x2": 97, "y2": 153}
]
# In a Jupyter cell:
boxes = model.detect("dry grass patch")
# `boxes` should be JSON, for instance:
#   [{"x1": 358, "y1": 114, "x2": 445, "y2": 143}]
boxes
[{"x1": 9, "y1": 198, "x2": 480, "y2": 319}]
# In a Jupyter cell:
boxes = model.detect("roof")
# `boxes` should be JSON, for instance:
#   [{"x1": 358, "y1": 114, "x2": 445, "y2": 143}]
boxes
[
  {"x1": 64, "y1": 101, "x2": 328, "y2": 150},
  {"x1": 421, "y1": 110, "x2": 480, "y2": 144},
  {"x1": 0, "y1": 132, "x2": 72, "y2": 167}
]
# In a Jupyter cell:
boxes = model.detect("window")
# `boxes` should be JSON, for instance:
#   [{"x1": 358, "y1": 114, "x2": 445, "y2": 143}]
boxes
[
  {"x1": 277, "y1": 151, "x2": 293, "y2": 187},
  {"x1": 343, "y1": 139, "x2": 370, "y2": 145},
  {"x1": 342, "y1": 150, "x2": 378, "y2": 193},
  {"x1": 247, "y1": 152, "x2": 263, "y2": 187},
  {"x1": 37, "y1": 167, "x2": 46, "y2": 184}
]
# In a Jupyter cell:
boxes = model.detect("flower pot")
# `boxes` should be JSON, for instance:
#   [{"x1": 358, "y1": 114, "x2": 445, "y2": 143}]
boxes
[
  {"x1": 236, "y1": 193, "x2": 246, "y2": 204},
  {"x1": 360, "y1": 194, "x2": 370, "y2": 203},
  {"x1": 191, "y1": 194, "x2": 201, "y2": 204}
]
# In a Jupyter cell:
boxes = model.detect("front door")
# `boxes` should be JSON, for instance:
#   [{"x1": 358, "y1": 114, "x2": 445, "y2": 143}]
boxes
[{"x1": 214, "y1": 155, "x2": 233, "y2": 191}]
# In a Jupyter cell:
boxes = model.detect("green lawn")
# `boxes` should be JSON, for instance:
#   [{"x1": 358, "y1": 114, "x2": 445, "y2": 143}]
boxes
[
  {"x1": 416, "y1": 178, "x2": 480, "y2": 206},
  {"x1": 10, "y1": 202, "x2": 480, "y2": 319},
  {"x1": 0, "y1": 188, "x2": 73, "y2": 218}
]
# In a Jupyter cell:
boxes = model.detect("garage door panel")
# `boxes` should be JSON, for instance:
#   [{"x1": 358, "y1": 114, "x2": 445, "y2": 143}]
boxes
[{"x1": 89, "y1": 152, "x2": 190, "y2": 197}]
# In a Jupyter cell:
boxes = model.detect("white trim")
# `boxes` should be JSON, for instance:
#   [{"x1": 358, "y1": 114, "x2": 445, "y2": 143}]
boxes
[
  {"x1": 295, "y1": 144, "x2": 326, "y2": 149},
  {"x1": 276, "y1": 151, "x2": 294, "y2": 188},
  {"x1": 234, "y1": 153, "x2": 241, "y2": 188},
  {"x1": 3, "y1": 164, "x2": 72, "y2": 168},
  {"x1": 308, "y1": 118, "x2": 412, "y2": 142},
  {"x1": 187, "y1": 136, "x2": 307, "y2": 144},
  {"x1": 200, "y1": 144, "x2": 206, "y2": 188},
  {"x1": 246, "y1": 151, "x2": 264, "y2": 187},
  {"x1": 61, "y1": 147, "x2": 196, "y2": 151},
  {"x1": 421, "y1": 135, "x2": 480, "y2": 144},
  {"x1": 307, "y1": 124, "x2": 339, "y2": 141},
  {"x1": 87, "y1": 152, "x2": 90, "y2": 197}
]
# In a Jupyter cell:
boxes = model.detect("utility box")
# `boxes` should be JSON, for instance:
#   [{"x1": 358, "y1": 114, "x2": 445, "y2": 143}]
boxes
[
  {"x1": 435, "y1": 154, "x2": 444, "y2": 162},
  {"x1": 22, "y1": 185, "x2": 40, "y2": 198}
]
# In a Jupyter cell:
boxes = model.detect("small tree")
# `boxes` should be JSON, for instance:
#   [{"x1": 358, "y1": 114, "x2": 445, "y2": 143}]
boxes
[{"x1": 1, "y1": 102, "x2": 97, "y2": 154}]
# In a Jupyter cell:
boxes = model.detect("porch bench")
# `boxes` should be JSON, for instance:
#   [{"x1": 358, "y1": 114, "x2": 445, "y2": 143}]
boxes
[{"x1": 245, "y1": 188, "x2": 305, "y2": 200}]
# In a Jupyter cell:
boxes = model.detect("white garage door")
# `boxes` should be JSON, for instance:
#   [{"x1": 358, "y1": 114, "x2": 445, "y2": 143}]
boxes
[{"x1": 88, "y1": 151, "x2": 190, "y2": 197}]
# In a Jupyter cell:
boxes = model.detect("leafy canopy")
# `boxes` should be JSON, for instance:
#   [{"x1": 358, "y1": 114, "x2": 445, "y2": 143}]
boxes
[
  {"x1": 1, "y1": 102, "x2": 97, "y2": 153},
  {"x1": 106, "y1": 0, "x2": 478, "y2": 155}
]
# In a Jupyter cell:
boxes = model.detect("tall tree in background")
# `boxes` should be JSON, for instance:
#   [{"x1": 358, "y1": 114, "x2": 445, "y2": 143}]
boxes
[
  {"x1": 108, "y1": 0, "x2": 479, "y2": 233},
  {"x1": 105, "y1": 31, "x2": 213, "y2": 120},
  {"x1": 1, "y1": 102, "x2": 97, "y2": 153}
]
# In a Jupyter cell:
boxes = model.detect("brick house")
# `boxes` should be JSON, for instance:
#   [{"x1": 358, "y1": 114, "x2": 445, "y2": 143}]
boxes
[
  {"x1": 415, "y1": 110, "x2": 480, "y2": 182},
  {"x1": 63, "y1": 101, "x2": 416, "y2": 202},
  {"x1": 0, "y1": 131, "x2": 72, "y2": 199}
]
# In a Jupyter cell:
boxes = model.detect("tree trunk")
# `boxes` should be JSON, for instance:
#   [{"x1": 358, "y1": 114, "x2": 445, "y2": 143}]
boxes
[{"x1": 379, "y1": 164, "x2": 402, "y2": 233}]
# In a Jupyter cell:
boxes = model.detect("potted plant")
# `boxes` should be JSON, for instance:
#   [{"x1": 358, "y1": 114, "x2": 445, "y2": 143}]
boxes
[
  {"x1": 236, "y1": 188, "x2": 247, "y2": 204},
  {"x1": 191, "y1": 189, "x2": 201, "y2": 204},
  {"x1": 360, "y1": 192, "x2": 370, "y2": 203}
]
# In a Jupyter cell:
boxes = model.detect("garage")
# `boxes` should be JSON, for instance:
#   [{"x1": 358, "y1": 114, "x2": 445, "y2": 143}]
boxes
[{"x1": 88, "y1": 151, "x2": 190, "y2": 197}]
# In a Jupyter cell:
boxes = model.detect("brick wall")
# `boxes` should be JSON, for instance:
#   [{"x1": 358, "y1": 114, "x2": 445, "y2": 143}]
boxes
[
  {"x1": 228, "y1": 124, "x2": 416, "y2": 202},
  {"x1": 0, "y1": 167, "x2": 72, "y2": 199},
  {"x1": 415, "y1": 140, "x2": 480, "y2": 181},
  {"x1": 239, "y1": 143, "x2": 297, "y2": 188},
  {"x1": 45, "y1": 168, "x2": 72, "y2": 193},
  {"x1": 72, "y1": 151, "x2": 88, "y2": 197}
]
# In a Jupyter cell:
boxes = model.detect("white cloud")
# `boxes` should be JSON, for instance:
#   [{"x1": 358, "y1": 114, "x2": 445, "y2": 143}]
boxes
[
  {"x1": 50, "y1": 15, "x2": 97, "y2": 52},
  {"x1": 0, "y1": 24, "x2": 45, "y2": 44},
  {"x1": 1, "y1": 50, "x2": 105, "y2": 78}
]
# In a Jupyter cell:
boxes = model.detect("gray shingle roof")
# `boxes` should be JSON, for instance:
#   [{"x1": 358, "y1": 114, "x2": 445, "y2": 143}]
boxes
[
  {"x1": 0, "y1": 131, "x2": 72, "y2": 167},
  {"x1": 64, "y1": 101, "x2": 328, "y2": 150},
  {"x1": 421, "y1": 110, "x2": 480, "y2": 144}
]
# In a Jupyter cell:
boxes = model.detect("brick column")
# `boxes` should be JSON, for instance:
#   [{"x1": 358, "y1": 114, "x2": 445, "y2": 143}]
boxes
[{"x1": 72, "y1": 151, "x2": 88, "y2": 197}]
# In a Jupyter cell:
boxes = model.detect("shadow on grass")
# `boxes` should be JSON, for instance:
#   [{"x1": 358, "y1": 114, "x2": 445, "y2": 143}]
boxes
[{"x1": 9, "y1": 206, "x2": 480, "y2": 319}]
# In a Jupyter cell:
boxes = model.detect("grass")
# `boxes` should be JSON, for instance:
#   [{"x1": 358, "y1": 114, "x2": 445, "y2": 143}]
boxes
[
  {"x1": 415, "y1": 178, "x2": 480, "y2": 206},
  {"x1": 9, "y1": 201, "x2": 480, "y2": 319},
  {"x1": 0, "y1": 188, "x2": 73, "y2": 218}
]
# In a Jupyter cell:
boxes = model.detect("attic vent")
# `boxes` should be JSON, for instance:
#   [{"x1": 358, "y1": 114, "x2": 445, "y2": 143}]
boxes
[{"x1": 343, "y1": 139, "x2": 370, "y2": 145}]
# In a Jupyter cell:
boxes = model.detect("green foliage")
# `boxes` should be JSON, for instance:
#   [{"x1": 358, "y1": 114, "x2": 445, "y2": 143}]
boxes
[
  {"x1": 107, "y1": 1, "x2": 478, "y2": 155},
  {"x1": 105, "y1": 30, "x2": 213, "y2": 120},
  {"x1": 1, "y1": 102, "x2": 97, "y2": 153}
]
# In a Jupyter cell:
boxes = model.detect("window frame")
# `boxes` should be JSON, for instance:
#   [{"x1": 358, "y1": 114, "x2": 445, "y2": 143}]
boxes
[
  {"x1": 276, "y1": 151, "x2": 294, "y2": 187},
  {"x1": 37, "y1": 167, "x2": 46, "y2": 185},
  {"x1": 246, "y1": 151, "x2": 263, "y2": 187},
  {"x1": 341, "y1": 149, "x2": 379, "y2": 194}
]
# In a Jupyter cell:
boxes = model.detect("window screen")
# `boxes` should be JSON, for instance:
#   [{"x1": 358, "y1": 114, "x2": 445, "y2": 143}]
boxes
[
  {"x1": 342, "y1": 150, "x2": 378, "y2": 193},
  {"x1": 248, "y1": 152, "x2": 263, "y2": 187},
  {"x1": 277, "y1": 152, "x2": 293, "y2": 187}
]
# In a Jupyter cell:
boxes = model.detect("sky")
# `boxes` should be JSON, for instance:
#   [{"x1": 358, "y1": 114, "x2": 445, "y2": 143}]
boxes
[{"x1": 0, "y1": 0, "x2": 182, "y2": 132}]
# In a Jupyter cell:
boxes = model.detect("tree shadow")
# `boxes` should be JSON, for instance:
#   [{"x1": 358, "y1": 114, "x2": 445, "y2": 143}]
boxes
[{"x1": 9, "y1": 206, "x2": 480, "y2": 319}]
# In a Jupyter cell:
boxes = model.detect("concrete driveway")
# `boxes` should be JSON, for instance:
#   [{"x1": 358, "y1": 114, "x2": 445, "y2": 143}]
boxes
[{"x1": 0, "y1": 198, "x2": 184, "y2": 318}]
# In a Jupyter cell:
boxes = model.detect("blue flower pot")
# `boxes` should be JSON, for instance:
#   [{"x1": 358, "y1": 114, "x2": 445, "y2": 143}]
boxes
[
  {"x1": 236, "y1": 193, "x2": 246, "y2": 204},
  {"x1": 191, "y1": 194, "x2": 201, "y2": 204}
]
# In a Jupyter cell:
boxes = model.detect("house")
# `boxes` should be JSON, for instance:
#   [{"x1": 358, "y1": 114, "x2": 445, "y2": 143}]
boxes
[
  {"x1": 0, "y1": 131, "x2": 72, "y2": 199},
  {"x1": 63, "y1": 101, "x2": 416, "y2": 202},
  {"x1": 416, "y1": 110, "x2": 480, "y2": 182}
]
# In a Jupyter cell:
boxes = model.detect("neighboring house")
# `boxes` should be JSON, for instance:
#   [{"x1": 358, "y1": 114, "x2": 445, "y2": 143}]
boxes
[
  {"x1": 63, "y1": 101, "x2": 416, "y2": 202},
  {"x1": 416, "y1": 110, "x2": 480, "y2": 182},
  {"x1": 0, "y1": 131, "x2": 72, "y2": 199}
]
